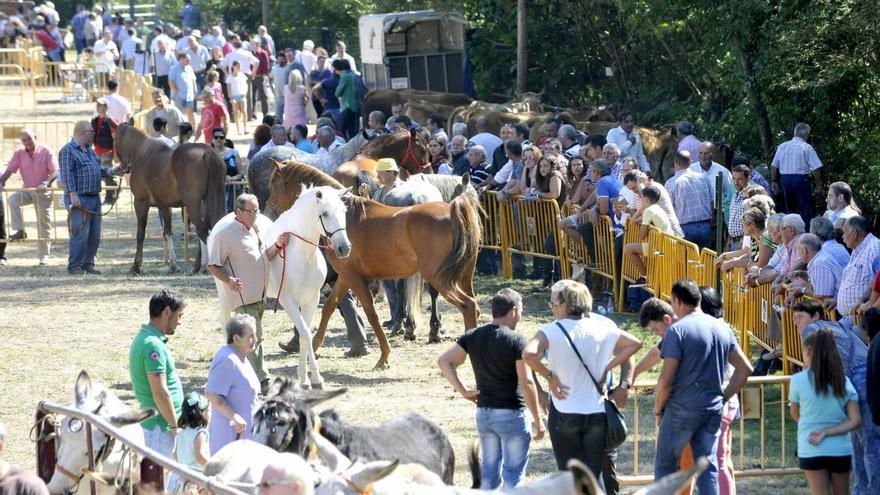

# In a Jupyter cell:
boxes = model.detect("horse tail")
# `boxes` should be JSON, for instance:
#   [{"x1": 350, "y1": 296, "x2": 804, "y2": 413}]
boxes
[
  {"x1": 204, "y1": 148, "x2": 227, "y2": 230},
  {"x1": 436, "y1": 194, "x2": 482, "y2": 294},
  {"x1": 468, "y1": 439, "x2": 480, "y2": 489}
]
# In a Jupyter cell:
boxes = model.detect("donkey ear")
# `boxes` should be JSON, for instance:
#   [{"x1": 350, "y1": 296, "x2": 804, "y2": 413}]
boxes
[
  {"x1": 74, "y1": 370, "x2": 92, "y2": 408},
  {"x1": 350, "y1": 460, "x2": 399, "y2": 488},
  {"x1": 461, "y1": 172, "x2": 471, "y2": 186},
  {"x1": 308, "y1": 430, "x2": 350, "y2": 471},
  {"x1": 108, "y1": 408, "x2": 156, "y2": 427},
  {"x1": 296, "y1": 387, "x2": 347, "y2": 407},
  {"x1": 568, "y1": 458, "x2": 603, "y2": 495}
]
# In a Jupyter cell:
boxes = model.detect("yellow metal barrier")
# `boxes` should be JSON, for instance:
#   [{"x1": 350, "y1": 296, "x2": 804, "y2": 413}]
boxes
[
  {"x1": 0, "y1": 120, "x2": 76, "y2": 159},
  {"x1": 504, "y1": 196, "x2": 570, "y2": 279},
  {"x1": 586, "y1": 214, "x2": 618, "y2": 284},
  {"x1": 561, "y1": 204, "x2": 592, "y2": 272},
  {"x1": 621, "y1": 374, "x2": 796, "y2": 485},
  {"x1": 617, "y1": 219, "x2": 642, "y2": 309},
  {"x1": 697, "y1": 248, "x2": 718, "y2": 288},
  {"x1": 0, "y1": 49, "x2": 30, "y2": 69},
  {"x1": 479, "y1": 191, "x2": 511, "y2": 278}
]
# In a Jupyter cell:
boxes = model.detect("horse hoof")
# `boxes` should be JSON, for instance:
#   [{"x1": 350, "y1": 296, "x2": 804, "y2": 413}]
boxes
[
  {"x1": 128, "y1": 268, "x2": 141, "y2": 276},
  {"x1": 428, "y1": 335, "x2": 441, "y2": 344},
  {"x1": 310, "y1": 381, "x2": 324, "y2": 389}
]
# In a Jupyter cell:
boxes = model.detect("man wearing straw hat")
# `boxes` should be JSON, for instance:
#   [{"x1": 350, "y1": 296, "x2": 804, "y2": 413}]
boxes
[{"x1": 0, "y1": 128, "x2": 58, "y2": 266}]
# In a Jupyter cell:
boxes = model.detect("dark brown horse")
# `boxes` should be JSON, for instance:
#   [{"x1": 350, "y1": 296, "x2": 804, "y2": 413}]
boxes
[
  {"x1": 115, "y1": 124, "x2": 226, "y2": 274},
  {"x1": 266, "y1": 161, "x2": 482, "y2": 369},
  {"x1": 358, "y1": 128, "x2": 431, "y2": 177}
]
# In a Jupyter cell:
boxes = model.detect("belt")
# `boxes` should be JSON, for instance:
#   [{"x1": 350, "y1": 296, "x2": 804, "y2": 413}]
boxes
[
  {"x1": 681, "y1": 219, "x2": 711, "y2": 225},
  {"x1": 76, "y1": 193, "x2": 98, "y2": 197}
]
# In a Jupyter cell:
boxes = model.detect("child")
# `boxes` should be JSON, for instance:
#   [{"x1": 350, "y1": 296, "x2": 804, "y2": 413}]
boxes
[
  {"x1": 204, "y1": 70, "x2": 226, "y2": 112},
  {"x1": 225, "y1": 61, "x2": 248, "y2": 135},
  {"x1": 152, "y1": 117, "x2": 175, "y2": 147},
  {"x1": 91, "y1": 98, "x2": 118, "y2": 205},
  {"x1": 169, "y1": 391, "x2": 211, "y2": 493},
  {"x1": 178, "y1": 122, "x2": 194, "y2": 145},
  {"x1": 789, "y1": 329, "x2": 861, "y2": 495}
]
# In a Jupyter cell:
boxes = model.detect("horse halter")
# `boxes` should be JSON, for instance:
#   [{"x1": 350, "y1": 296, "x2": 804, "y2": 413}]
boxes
[{"x1": 399, "y1": 132, "x2": 429, "y2": 173}]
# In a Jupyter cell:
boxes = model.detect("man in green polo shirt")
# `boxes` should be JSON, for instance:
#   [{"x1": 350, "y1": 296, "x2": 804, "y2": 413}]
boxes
[{"x1": 129, "y1": 288, "x2": 185, "y2": 466}]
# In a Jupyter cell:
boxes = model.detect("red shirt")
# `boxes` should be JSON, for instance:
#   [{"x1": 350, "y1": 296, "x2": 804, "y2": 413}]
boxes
[
  {"x1": 200, "y1": 103, "x2": 226, "y2": 142},
  {"x1": 255, "y1": 48, "x2": 270, "y2": 75}
]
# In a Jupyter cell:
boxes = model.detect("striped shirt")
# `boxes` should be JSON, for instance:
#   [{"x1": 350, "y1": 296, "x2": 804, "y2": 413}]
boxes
[
  {"x1": 771, "y1": 136, "x2": 823, "y2": 175},
  {"x1": 807, "y1": 249, "x2": 843, "y2": 297},
  {"x1": 837, "y1": 234, "x2": 880, "y2": 316},
  {"x1": 689, "y1": 161, "x2": 732, "y2": 202},
  {"x1": 664, "y1": 168, "x2": 713, "y2": 225},
  {"x1": 59, "y1": 139, "x2": 109, "y2": 197},
  {"x1": 467, "y1": 163, "x2": 491, "y2": 185},
  {"x1": 822, "y1": 240, "x2": 850, "y2": 271},
  {"x1": 728, "y1": 190, "x2": 746, "y2": 238}
]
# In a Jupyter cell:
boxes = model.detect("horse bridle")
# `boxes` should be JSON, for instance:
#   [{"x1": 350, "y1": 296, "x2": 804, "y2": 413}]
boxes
[
  {"x1": 54, "y1": 423, "x2": 117, "y2": 489},
  {"x1": 399, "y1": 132, "x2": 429, "y2": 173}
]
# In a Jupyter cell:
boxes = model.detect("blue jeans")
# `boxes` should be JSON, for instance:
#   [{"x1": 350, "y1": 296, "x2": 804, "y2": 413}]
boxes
[
  {"x1": 382, "y1": 279, "x2": 402, "y2": 321},
  {"x1": 850, "y1": 364, "x2": 880, "y2": 495},
  {"x1": 475, "y1": 407, "x2": 531, "y2": 489},
  {"x1": 655, "y1": 403, "x2": 722, "y2": 495},
  {"x1": 67, "y1": 194, "x2": 102, "y2": 272},
  {"x1": 681, "y1": 220, "x2": 712, "y2": 250},
  {"x1": 274, "y1": 98, "x2": 284, "y2": 122},
  {"x1": 781, "y1": 174, "x2": 813, "y2": 224}
]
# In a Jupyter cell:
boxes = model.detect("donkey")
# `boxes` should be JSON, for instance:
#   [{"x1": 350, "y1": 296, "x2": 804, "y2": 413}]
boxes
[
  {"x1": 252, "y1": 378, "x2": 455, "y2": 484},
  {"x1": 47, "y1": 370, "x2": 155, "y2": 495}
]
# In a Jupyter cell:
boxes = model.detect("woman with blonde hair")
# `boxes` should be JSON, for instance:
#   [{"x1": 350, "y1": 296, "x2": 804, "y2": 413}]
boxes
[
  {"x1": 283, "y1": 69, "x2": 308, "y2": 129},
  {"x1": 523, "y1": 280, "x2": 642, "y2": 492}
]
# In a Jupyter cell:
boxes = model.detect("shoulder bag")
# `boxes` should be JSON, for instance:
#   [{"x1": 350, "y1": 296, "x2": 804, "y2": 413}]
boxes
[{"x1": 554, "y1": 321, "x2": 627, "y2": 450}]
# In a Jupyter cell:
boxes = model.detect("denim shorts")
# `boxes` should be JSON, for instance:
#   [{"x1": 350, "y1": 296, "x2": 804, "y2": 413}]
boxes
[{"x1": 174, "y1": 97, "x2": 195, "y2": 109}]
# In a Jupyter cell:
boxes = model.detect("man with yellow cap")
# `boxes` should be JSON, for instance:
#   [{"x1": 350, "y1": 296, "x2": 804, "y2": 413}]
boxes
[
  {"x1": 356, "y1": 157, "x2": 406, "y2": 329},
  {"x1": 359, "y1": 157, "x2": 403, "y2": 202}
]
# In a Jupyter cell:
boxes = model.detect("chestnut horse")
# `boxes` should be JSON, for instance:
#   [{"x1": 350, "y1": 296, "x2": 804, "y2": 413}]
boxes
[
  {"x1": 266, "y1": 161, "x2": 482, "y2": 369},
  {"x1": 115, "y1": 123, "x2": 226, "y2": 274}
]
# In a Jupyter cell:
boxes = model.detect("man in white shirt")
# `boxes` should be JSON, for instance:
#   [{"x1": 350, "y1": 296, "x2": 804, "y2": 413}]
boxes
[
  {"x1": 93, "y1": 30, "x2": 118, "y2": 73},
  {"x1": 182, "y1": 35, "x2": 210, "y2": 91},
  {"x1": 688, "y1": 140, "x2": 732, "y2": 202},
  {"x1": 297, "y1": 40, "x2": 317, "y2": 73},
  {"x1": 257, "y1": 25, "x2": 275, "y2": 56},
  {"x1": 467, "y1": 116, "x2": 502, "y2": 160},
  {"x1": 314, "y1": 126, "x2": 342, "y2": 155},
  {"x1": 120, "y1": 27, "x2": 141, "y2": 69},
  {"x1": 824, "y1": 182, "x2": 859, "y2": 229},
  {"x1": 221, "y1": 37, "x2": 258, "y2": 76},
  {"x1": 606, "y1": 110, "x2": 650, "y2": 172},
  {"x1": 149, "y1": 25, "x2": 174, "y2": 54},
  {"x1": 104, "y1": 79, "x2": 132, "y2": 124},
  {"x1": 260, "y1": 125, "x2": 297, "y2": 152},
  {"x1": 329, "y1": 41, "x2": 357, "y2": 73}
]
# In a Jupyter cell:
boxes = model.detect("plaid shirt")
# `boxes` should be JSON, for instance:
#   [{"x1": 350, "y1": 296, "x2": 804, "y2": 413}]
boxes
[
  {"x1": 837, "y1": 233, "x2": 880, "y2": 316},
  {"x1": 771, "y1": 136, "x2": 823, "y2": 175},
  {"x1": 807, "y1": 249, "x2": 843, "y2": 297},
  {"x1": 59, "y1": 139, "x2": 108, "y2": 197},
  {"x1": 664, "y1": 168, "x2": 713, "y2": 224},
  {"x1": 728, "y1": 190, "x2": 746, "y2": 238}
]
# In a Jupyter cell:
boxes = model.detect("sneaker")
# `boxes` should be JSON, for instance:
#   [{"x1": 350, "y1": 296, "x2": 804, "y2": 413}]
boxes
[
  {"x1": 38, "y1": 256, "x2": 49, "y2": 266},
  {"x1": 762, "y1": 345, "x2": 783, "y2": 361},
  {"x1": 344, "y1": 347, "x2": 370, "y2": 358},
  {"x1": 0, "y1": 258, "x2": 7, "y2": 267},
  {"x1": 9, "y1": 230, "x2": 26, "y2": 241}
]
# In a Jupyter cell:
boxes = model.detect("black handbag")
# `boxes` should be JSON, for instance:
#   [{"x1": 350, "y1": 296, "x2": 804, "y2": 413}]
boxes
[{"x1": 554, "y1": 321, "x2": 628, "y2": 450}]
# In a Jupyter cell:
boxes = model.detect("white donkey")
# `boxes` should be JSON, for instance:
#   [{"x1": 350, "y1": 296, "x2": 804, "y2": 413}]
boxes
[
  {"x1": 209, "y1": 185, "x2": 352, "y2": 389},
  {"x1": 46, "y1": 370, "x2": 155, "y2": 495}
]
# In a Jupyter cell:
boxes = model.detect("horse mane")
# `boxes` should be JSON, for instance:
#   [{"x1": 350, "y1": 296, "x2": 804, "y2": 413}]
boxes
[
  {"x1": 343, "y1": 194, "x2": 370, "y2": 221},
  {"x1": 117, "y1": 123, "x2": 170, "y2": 162},
  {"x1": 277, "y1": 160, "x2": 343, "y2": 188}
]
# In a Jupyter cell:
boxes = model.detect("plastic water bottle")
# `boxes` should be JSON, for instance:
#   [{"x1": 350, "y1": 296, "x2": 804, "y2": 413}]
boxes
[{"x1": 596, "y1": 306, "x2": 607, "y2": 315}]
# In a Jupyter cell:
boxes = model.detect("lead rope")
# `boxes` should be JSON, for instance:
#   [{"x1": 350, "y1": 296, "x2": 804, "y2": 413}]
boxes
[{"x1": 274, "y1": 231, "x2": 332, "y2": 313}]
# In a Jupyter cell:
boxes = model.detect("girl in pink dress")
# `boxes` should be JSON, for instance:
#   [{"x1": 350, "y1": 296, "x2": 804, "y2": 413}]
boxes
[{"x1": 283, "y1": 70, "x2": 309, "y2": 129}]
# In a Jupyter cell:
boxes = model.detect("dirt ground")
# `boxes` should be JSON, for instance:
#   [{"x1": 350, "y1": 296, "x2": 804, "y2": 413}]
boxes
[{"x1": 0, "y1": 96, "x2": 808, "y2": 493}]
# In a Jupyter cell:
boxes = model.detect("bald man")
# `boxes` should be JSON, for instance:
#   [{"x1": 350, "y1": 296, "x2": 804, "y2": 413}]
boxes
[{"x1": 258, "y1": 454, "x2": 314, "y2": 495}]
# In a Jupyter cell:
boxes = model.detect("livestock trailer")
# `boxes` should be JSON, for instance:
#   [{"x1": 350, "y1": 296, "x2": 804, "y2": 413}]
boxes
[{"x1": 358, "y1": 10, "x2": 467, "y2": 93}]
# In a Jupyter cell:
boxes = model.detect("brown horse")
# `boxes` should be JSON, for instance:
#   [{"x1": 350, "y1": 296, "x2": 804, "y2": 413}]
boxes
[
  {"x1": 266, "y1": 161, "x2": 482, "y2": 369},
  {"x1": 359, "y1": 128, "x2": 431, "y2": 177},
  {"x1": 115, "y1": 123, "x2": 226, "y2": 274}
]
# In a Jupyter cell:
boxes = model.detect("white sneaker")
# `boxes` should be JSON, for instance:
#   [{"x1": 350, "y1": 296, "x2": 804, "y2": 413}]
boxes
[
  {"x1": 0, "y1": 259, "x2": 7, "y2": 267},
  {"x1": 39, "y1": 256, "x2": 49, "y2": 266}
]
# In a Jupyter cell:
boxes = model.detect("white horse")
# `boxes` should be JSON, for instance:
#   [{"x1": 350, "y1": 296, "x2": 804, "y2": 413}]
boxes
[
  {"x1": 46, "y1": 370, "x2": 155, "y2": 495},
  {"x1": 210, "y1": 185, "x2": 352, "y2": 389}
]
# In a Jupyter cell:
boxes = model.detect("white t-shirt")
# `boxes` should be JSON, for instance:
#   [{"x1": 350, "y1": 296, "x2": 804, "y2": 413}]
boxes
[
  {"x1": 104, "y1": 92, "x2": 132, "y2": 124},
  {"x1": 150, "y1": 33, "x2": 174, "y2": 53},
  {"x1": 222, "y1": 49, "x2": 259, "y2": 76},
  {"x1": 225, "y1": 72, "x2": 248, "y2": 97},
  {"x1": 329, "y1": 52, "x2": 357, "y2": 72},
  {"x1": 468, "y1": 132, "x2": 503, "y2": 161},
  {"x1": 542, "y1": 314, "x2": 621, "y2": 415},
  {"x1": 93, "y1": 39, "x2": 118, "y2": 72}
]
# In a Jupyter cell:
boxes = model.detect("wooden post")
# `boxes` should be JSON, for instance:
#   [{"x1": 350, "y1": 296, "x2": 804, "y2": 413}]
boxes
[
  {"x1": 262, "y1": 0, "x2": 271, "y2": 31},
  {"x1": 516, "y1": 0, "x2": 527, "y2": 94}
]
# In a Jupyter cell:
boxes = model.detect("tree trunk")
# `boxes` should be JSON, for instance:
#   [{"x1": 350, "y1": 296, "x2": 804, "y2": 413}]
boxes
[
  {"x1": 516, "y1": 0, "x2": 527, "y2": 94},
  {"x1": 262, "y1": 0, "x2": 271, "y2": 30},
  {"x1": 735, "y1": 40, "x2": 773, "y2": 157}
]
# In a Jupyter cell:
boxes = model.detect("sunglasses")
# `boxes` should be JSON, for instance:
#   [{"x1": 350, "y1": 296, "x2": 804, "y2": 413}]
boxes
[{"x1": 213, "y1": 135, "x2": 225, "y2": 140}]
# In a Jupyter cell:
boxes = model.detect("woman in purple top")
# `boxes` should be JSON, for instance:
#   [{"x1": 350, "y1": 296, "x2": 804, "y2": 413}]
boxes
[{"x1": 204, "y1": 314, "x2": 261, "y2": 454}]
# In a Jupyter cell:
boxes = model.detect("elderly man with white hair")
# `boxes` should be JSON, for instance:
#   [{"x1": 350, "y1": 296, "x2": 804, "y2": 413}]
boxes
[
  {"x1": 0, "y1": 420, "x2": 50, "y2": 494},
  {"x1": 557, "y1": 124, "x2": 580, "y2": 159},
  {"x1": 0, "y1": 128, "x2": 58, "y2": 266},
  {"x1": 297, "y1": 39, "x2": 317, "y2": 73},
  {"x1": 602, "y1": 142, "x2": 623, "y2": 180},
  {"x1": 790, "y1": 233, "x2": 843, "y2": 310},
  {"x1": 315, "y1": 126, "x2": 342, "y2": 155},
  {"x1": 771, "y1": 122, "x2": 823, "y2": 223},
  {"x1": 201, "y1": 25, "x2": 225, "y2": 49},
  {"x1": 329, "y1": 40, "x2": 357, "y2": 73},
  {"x1": 261, "y1": 124, "x2": 296, "y2": 152}
]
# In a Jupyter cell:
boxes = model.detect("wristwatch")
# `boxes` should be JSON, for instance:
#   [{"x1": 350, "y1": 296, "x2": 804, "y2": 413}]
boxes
[{"x1": 618, "y1": 380, "x2": 630, "y2": 390}]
